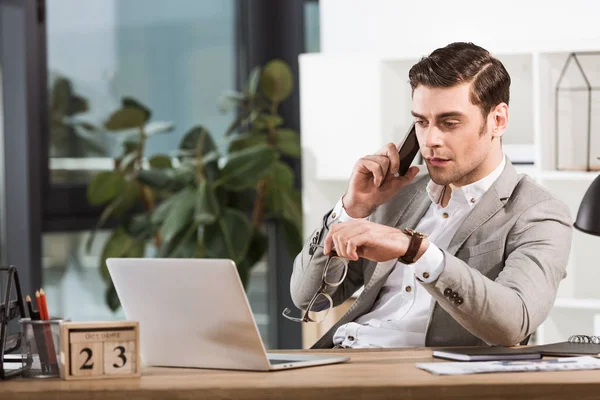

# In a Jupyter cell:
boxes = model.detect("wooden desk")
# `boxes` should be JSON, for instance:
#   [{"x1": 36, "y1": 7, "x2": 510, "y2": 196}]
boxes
[{"x1": 4, "y1": 348, "x2": 600, "y2": 400}]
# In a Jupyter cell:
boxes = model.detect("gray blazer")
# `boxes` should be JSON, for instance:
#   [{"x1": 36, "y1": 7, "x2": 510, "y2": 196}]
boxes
[{"x1": 291, "y1": 161, "x2": 573, "y2": 348}]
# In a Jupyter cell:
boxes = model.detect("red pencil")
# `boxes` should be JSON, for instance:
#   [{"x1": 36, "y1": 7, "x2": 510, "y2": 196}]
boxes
[
  {"x1": 35, "y1": 291, "x2": 47, "y2": 321},
  {"x1": 39, "y1": 288, "x2": 50, "y2": 321}
]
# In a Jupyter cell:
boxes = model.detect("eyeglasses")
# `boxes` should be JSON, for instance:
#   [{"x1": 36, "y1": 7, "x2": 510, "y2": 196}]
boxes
[{"x1": 282, "y1": 244, "x2": 349, "y2": 323}]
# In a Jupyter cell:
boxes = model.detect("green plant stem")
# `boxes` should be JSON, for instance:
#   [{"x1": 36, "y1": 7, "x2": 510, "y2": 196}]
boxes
[
  {"x1": 195, "y1": 132, "x2": 206, "y2": 182},
  {"x1": 251, "y1": 179, "x2": 267, "y2": 228},
  {"x1": 135, "y1": 125, "x2": 147, "y2": 171}
]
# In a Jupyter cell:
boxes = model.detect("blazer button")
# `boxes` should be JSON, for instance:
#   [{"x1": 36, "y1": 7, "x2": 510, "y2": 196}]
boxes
[
  {"x1": 422, "y1": 272, "x2": 430, "y2": 279},
  {"x1": 450, "y1": 292, "x2": 459, "y2": 299},
  {"x1": 347, "y1": 335, "x2": 355, "y2": 341},
  {"x1": 405, "y1": 286, "x2": 412, "y2": 293},
  {"x1": 331, "y1": 212, "x2": 337, "y2": 219},
  {"x1": 444, "y1": 288, "x2": 453, "y2": 296},
  {"x1": 455, "y1": 297, "x2": 464, "y2": 305}
]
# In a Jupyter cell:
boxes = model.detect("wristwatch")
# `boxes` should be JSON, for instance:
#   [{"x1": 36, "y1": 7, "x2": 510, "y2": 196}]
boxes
[{"x1": 399, "y1": 228, "x2": 427, "y2": 264}]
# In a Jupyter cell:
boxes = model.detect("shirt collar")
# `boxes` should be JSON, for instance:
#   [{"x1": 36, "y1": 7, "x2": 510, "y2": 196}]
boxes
[{"x1": 426, "y1": 155, "x2": 507, "y2": 207}]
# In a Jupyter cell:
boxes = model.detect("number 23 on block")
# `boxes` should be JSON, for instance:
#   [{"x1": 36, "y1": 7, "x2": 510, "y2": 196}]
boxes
[{"x1": 60, "y1": 321, "x2": 140, "y2": 380}]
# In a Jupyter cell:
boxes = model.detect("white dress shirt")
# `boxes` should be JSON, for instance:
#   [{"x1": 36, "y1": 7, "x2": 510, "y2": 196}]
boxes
[{"x1": 328, "y1": 156, "x2": 507, "y2": 348}]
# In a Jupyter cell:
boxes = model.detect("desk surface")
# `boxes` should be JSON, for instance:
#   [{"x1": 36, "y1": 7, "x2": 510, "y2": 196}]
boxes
[{"x1": 4, "y1": 348, "x2": 600, "y2": 400}]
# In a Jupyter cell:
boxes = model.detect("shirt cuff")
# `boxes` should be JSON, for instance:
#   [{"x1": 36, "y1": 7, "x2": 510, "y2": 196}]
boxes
[
  {"x1": 412, "y1": 242, "x2": 445, "y2": 283},
  {"x1": 326, "y1": 197, "x2": 370, "y2": 228}
]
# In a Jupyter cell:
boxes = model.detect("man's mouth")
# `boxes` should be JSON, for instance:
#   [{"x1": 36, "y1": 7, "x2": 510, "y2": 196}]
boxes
[{"x1": 427, "y1": 157, "x2": 450, "y2": 167}]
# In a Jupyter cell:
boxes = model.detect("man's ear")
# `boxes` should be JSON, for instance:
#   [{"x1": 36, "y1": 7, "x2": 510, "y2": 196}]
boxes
[{"x1": 491, "y1": 102, "x2": 508, "y2": 139}]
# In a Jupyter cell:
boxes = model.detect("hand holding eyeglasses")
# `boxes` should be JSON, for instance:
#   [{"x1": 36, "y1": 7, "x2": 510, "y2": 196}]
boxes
[{"x1": 324, "y1": 219, "x2": 429, "y2": 263}]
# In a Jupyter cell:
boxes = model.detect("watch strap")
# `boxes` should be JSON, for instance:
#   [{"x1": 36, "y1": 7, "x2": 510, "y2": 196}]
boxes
[{"x1": 399, "y1": 228, "x2": 425, "y2": 264}]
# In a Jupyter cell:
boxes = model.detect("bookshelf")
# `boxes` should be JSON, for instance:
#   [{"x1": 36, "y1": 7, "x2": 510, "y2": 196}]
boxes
[{"x1": 299, "y1": 45, "x2": 600, "y2": 347}]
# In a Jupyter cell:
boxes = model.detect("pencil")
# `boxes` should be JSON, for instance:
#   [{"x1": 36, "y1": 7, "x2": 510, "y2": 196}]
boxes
[
  {"x1": 39, "y1": 288, "x2": 50, "y2": 321},
  {"x1": 35, "y1": 291, "x2": 47, "y2": 321},
  {"x1": 25, "y1": 295, "x2": 40, "y2": 320}
]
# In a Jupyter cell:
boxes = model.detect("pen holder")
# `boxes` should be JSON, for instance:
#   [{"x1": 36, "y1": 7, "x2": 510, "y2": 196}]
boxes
[{"x1": 19, "y1": 318, "x2": 69, "y2": 379}]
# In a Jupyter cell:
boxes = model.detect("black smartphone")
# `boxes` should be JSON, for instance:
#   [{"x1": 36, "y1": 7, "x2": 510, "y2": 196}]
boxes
[{"x1": 397, "y1": 122, "x2": 419, "y2": 176}]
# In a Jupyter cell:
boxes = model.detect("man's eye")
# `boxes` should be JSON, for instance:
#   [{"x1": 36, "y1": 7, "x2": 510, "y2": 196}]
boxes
[
  {"x1": 415, "y1": 120, "x2": 428, "y2": 127},
  {"x1": 444, "y1": 121, "x2": 459, "y2": 128}
]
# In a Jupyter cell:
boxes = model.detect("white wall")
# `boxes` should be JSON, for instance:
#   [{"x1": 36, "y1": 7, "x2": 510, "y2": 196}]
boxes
[{"x1": 320, "y1": 0, "x2": 600, "y2": 56}]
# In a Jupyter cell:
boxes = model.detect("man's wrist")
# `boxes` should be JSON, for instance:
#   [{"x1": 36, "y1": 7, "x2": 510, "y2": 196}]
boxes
[
  {"x1": 342, "y1": 195, "x2": 375, "y2": 219},
  {"x1": 413, "y1": 238, "x2": 430, "y2": 262}
]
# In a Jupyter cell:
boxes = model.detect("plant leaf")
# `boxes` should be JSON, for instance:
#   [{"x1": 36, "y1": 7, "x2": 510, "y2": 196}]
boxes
[
  {"x1": 204, "y1": 208, "x2": 252, "y2": 264},
  {"x1": 98, "y1": 227, "x2": 145, "y2": 284},
  {"x1": 216, "y1": 145, "x2": 277, "y2": 191},
  {"x1": 247, "y1": 66, "x2": 261, "y2": 96},
  {"x1": 281, "y1": 217, "x2": 303, "y2": 258},
  {"x1": 159, "y1": 187, "x2": 196, "y2": 243},
  {"x1": 99, "y1": 228, "x2": 145, "y2": 312},
  {"x1": 149, "y1": 154, "x2": 172, "y2": 169},
  {"x1": 104, "y1": 107, "x2": 147, "y2": 131},
  {"x1": 260, "y1": 59, "x2": 294, "y2": 103},
  {"x1": 86, "y1": 181, "x2": 140, "y2": 252},
  {"x1": 136, "y1": 169, "x2": 173, "y2": 190},
  {"x1": 275, "y1": 128, "x2": 301, "y2": 158},
  {"x1": 70, "y1": 95, "x2": 89, "y2": 115},
  {"x1": 145, "y1": 121, "x2": 175, "y2": 136},
  {"x1": 253, "y1": 115, "x2": 283, "y2": 132},
  {"x1": 266, "y1": 161, "x2": 294, "y2": 191},
  {"x1": 118, "y1": 151, "x2": 140, "y2": 172},
  {"x1": 196, "y1": 180, "x2": 219, "y2": 224},
  {"x1": 136, "y1": 169, "x2": 193, "y2": 192},
  {"x1": 266, "y1": 185, "x2": 303, "y2": 249},
  {"x1": 87, "y1": 171, "x2": 126, "y2": 206},
  {"x1": 106, "y1": 284, "x2": 121, "y2": 312},
  {"x1": 122, "y1": 97, "x2": 152, "y2": 122},
  {"x1": 218, "y1": 90, "x2": 246, "y2": 113},
  {"x1": 228, "y1": 133, "x2": 268, "y2": 153},
  {"x1": 123, "y1": 213, "x2": 155, "y2": 242},
  {"x1": 168, "y1": 222, "x2": 199, "y2": 258},
  {"x1": 246, "y1": 228, "x2": 269, "y2": 268},
  {"x1": 179, "y1": 126, "x2": 219, "y2": 181}
]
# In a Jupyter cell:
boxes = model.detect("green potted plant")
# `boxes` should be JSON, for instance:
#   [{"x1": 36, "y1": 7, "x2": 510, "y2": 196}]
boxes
[{"x1": 85, "y1": 60, "x2": 303, "y2": 311}]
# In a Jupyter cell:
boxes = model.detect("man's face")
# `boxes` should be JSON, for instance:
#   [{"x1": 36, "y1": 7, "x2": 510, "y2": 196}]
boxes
[{"x1": 411, "y1": 83, "x2": 497, "y2": 187}]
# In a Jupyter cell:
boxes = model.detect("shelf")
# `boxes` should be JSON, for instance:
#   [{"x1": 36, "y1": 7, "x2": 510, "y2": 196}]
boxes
[
  {"x1": 553, "y1": 298, "x2": 600, "y2": 310},
  {"x1": 540, "y1": 170, "x2": 600, "y2": 182}
]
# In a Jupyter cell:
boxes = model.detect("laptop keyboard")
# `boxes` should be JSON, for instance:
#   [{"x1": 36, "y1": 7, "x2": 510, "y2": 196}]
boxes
[{"x1": 269, "y1": 359, "x2": 294, "y2": 365}]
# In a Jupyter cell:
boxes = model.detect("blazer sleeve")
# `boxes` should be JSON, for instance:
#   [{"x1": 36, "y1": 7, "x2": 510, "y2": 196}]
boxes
[
  {"x1": 290, "y1": 210, "x2": 365, "y2": 311},
  {"x1": 421, "y1": 197, "x2": 573, "y2": 346}
]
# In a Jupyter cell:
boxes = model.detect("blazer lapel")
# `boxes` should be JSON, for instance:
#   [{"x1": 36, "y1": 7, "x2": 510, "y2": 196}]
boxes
[{"x1": 446, "y1": 160, "x2": 520, "y2": 255}]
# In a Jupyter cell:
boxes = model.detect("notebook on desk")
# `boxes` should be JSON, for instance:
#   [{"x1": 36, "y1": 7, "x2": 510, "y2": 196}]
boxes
[
  {"x1": 529, "y1": 335, "x2": 600, "y2": 357},
  {"x1": 433, "y1": 335, "x2": 600, "y2": 361},
  {"x1": 432, "y1": 346, "x2": 542, "y2": 361}
]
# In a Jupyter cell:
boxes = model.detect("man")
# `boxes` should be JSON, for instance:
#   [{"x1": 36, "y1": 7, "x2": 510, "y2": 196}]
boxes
[{"x1": 289, "y1": 42, "x2": 573, "y2": 349}]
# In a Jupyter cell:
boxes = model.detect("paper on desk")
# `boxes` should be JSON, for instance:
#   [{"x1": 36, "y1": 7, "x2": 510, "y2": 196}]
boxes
[{"x1": 417, "y1": 356, "x2": 600, "y2": 375}]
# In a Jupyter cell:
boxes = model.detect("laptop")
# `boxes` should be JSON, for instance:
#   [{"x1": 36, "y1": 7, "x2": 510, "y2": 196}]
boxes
[{"x1": 106, "y1": 258, "x2": 349, "y2": 371}]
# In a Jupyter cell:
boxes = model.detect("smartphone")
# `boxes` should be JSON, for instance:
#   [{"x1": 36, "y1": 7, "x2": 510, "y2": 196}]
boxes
[{"x1": 397, "y1": 122, "x2": 419, "y2": 176}]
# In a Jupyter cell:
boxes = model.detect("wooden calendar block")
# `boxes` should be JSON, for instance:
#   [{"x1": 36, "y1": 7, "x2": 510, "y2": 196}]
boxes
[
  {"x1": 59, "y1": 321, "x2": 140, "y2": 380},
  {"x1": 103, "y1": 340, "x2": 136, "y2": 375},
  {"x1": 70, "y1": 341, "x2": 103, "y2": 377}
]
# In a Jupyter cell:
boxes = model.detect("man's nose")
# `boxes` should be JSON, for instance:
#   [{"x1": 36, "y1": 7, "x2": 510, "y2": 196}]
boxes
[{"x1": 424, "y1": 126, "x2": 444, "y2": 148}]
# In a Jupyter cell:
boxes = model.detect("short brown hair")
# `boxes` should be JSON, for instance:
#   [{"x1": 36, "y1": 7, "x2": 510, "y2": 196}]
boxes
[{"x1": 409, "y1": 42, "x2": 510, "y2": 117}]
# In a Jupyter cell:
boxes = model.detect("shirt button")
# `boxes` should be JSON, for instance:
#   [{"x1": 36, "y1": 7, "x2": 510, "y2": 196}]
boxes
[
  {"x1": 347, "y1": 335, "x2": 355, "y2": 341},
  {"x1": 405, "y1": 286, "x2": 412, "y2": 292},
  {"x1": 331, "y1": 212, "x2": 337, "y2": 219},
  {"x1": 470, "y1": 197, "x2": 476, "y2": 203},
  {"x1": 451, "y1": 292, "x2": 459, "y2": 299},
  {"x1": 422, "y1": 272, "x2": 430, "y2": 279},
  {"x1": 455, "y1": 297, "x2": 464, "y2": 305},
  {"x1": 444, "y1": 288, "x2": 453, "y2": 296},
  {"x1": 442, "y1": 212, "x2": 449, "y2": 219}
]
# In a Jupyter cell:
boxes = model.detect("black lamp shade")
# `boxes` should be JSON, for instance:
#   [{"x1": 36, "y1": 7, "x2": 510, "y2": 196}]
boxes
[{"x1": 575, "y1": 174, "x2": 600, "y2": 236}]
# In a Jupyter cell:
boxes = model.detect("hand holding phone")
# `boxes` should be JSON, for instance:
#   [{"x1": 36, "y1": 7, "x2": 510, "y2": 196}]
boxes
[{"x1": 342, "y1": 123, "x2": 420, "y2": 218}]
